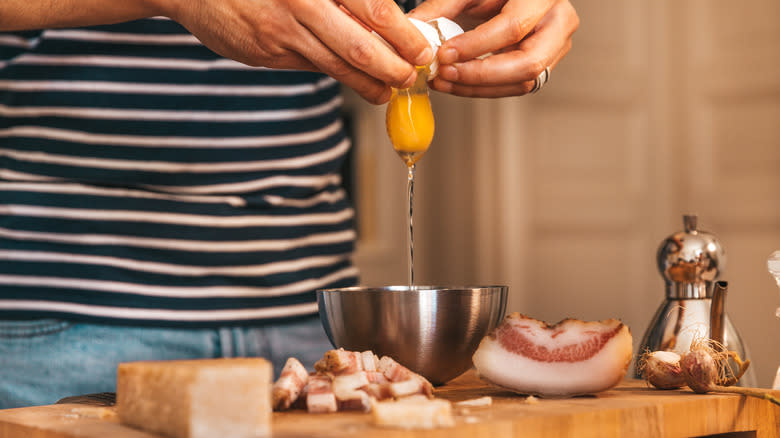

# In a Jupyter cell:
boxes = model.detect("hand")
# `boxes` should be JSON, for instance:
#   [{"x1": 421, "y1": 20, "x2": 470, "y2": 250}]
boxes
[
  {"x1": 409, "y1": 0, "x2": 578, "y2": 98},
  {"x1": 165, "y1": 0, "x2": 434, "y2": 103}
]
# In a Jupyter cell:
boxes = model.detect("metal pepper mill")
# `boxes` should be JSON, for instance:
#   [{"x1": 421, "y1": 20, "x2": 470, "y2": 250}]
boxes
[{"x1": 635, "y1": 214, "x2": 756, "y2": 386}]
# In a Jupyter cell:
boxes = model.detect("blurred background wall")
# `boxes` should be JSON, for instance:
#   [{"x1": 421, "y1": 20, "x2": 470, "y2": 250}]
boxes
[{"x1": 345, "y1": 0, "x2": 780, "y2": 387}]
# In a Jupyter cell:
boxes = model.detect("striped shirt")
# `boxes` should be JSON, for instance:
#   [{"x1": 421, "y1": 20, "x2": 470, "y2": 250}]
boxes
[{"x1": 0, "y1": 18, "x2": 362, "y2": 326}]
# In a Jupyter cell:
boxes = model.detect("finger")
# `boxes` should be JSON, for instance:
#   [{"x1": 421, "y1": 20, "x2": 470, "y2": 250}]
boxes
[
  {"x1": 297, "y1": 0, "x2": 416, "y2": 88},
  {"x1": 436, "y1": 1, "x2": 575, "y2": 86},
  {"x1": 406, "y1": 0, "x2": 470, "y2": 23},
  {"x1": 430, "y1": 41, "x2": 570, "y2": 98},
  {"x1": 293, "y1": 24, "x2": 392, "y2": 104},
  {"x1": 339, "y1": 0, "x2": 433, "y2": 66},
  {"x1": 549, "y1": 38, "x2": 572, "y2": 70},
  {"x1": 436, "y1": 0, "x2": 555, "y2": 65},
  {"x1": 430, "y1": 76, "x2": 534, "y2": 98}
]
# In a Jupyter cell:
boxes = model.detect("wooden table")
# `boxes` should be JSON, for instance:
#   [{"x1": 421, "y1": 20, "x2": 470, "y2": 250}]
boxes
[{"x1": 1, "y1": 371, "x2": 778, "y2": 438}]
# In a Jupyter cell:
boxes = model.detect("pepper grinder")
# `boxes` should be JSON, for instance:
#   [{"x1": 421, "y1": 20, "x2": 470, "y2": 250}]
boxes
[{"x1": 635, "y1": 214, "x2": 756, "y2": 386}]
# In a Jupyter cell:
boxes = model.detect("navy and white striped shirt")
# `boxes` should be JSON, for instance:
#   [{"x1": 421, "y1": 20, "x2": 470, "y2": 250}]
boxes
[{"x1": 0, "y1": 18, "x2": 362, "y2": 326}]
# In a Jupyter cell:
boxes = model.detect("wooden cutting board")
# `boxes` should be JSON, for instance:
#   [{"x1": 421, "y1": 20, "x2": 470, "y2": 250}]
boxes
[{"x1": 1, "y1": 371, "x2": 778, "y2": 438}]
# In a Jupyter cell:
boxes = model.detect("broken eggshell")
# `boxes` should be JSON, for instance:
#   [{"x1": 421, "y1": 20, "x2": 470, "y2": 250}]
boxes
[{"x1": 373, "y1": 17, "x2": 464, "y2": 79}]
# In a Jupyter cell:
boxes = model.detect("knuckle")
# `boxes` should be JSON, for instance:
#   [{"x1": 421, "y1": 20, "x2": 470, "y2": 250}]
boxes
[
  {"x1": 526, "y1": 58, "x2": 546, "y2": 80},
  {"x1": 471, "y1": 60, "x2": 489, "y2": 84},
  {"x1": 347, "y1": 39, "x2": 375, "y2": 68},
  {"x1": 364, "y1": 0, "x2": 396, "y2": 28},
  {"x1": 508, "y1": 17, "x2": 529, "y2": 43},
  {"x1": 261, "y1": 43, "x2": 287, "y2": 59},
  {"x1": 244, "y1": 46, "x2": 273, "y2": 68},
  {"x1": 327, "y1": 59, "x2": 355, "y2": 79}
]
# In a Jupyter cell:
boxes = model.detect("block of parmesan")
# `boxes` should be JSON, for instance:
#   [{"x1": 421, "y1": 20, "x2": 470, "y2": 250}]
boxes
[
  {"x1": 372, "y1": 397, "x2": 454, "y2": 429},
  {"x1": 117, "y1": 358, "x2": 272, "y2": 438}
]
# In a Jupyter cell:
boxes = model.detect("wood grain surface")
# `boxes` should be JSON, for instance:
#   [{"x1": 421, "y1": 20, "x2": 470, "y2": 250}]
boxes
[{"x1": 1, "y1": 371, "x2": 778, "y2": 438}]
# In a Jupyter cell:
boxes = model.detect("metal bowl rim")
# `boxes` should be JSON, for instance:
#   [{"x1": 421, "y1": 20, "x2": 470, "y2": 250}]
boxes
[{"x1": 317, "y1": 285, "x2": 508, "y2": 294}]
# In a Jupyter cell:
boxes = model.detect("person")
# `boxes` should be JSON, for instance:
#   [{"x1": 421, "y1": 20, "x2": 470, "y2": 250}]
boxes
[{"x1": 0, "y1": 0, "x2": 578, "y2": 408}]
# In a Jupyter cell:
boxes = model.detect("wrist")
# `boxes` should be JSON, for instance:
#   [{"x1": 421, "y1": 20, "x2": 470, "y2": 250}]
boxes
[{"x1": 143, "y1": 0, "x2": 183, "y2": 20}]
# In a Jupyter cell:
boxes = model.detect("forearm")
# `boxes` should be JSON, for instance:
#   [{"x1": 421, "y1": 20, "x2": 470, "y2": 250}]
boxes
[{"x1": 0, "y1": 0, "x2": 177, "y2": 31}]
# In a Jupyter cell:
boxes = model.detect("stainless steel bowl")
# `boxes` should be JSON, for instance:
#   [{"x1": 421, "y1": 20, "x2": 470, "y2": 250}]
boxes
[{"x1": 317, "y1": 285, "x2": 508, "y2": 385}]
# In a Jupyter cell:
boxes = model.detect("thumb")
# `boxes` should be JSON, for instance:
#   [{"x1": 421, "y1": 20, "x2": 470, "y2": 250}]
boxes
[{"x1": 407, "y1": 0, "x2": 469, "y2": 22}]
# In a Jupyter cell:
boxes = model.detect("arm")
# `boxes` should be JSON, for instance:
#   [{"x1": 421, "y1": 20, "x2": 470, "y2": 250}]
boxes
[
  {"x1": 0, "y1": 0, "x2": 434, "y2": 104},
  {"x1": 0, "y1": 0, "x2": 163, "y2": 31}
]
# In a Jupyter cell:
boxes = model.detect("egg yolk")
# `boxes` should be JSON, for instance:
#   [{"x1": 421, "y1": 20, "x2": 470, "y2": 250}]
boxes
[{"x1": 385, "y1": 66, "x2": 434, "y2": 167}]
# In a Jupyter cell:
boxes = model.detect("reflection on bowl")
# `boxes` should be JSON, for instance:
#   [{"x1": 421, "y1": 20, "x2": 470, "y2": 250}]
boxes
[{"x1": 317, "y1": 285, "x2": 508, "y2": 385}]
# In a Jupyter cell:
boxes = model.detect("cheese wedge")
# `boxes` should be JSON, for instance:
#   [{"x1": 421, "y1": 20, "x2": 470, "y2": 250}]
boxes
[
  {"x1": 117, "y1": 358, "x2": 272, "y2": 438},
  {"x1": 372, "y1": 397, "x2": 454, "y2": 429}
]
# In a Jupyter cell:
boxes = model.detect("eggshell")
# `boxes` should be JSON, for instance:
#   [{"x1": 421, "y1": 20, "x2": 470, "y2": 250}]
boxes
[
  {"x1": 409, "y1": 17, "x2": 463, "y2": 80},
  {"x1": 426, "y1": 17, "x2": 464, "y2": 42},
  {"x1": 409, "y1": 18, "x2": 442, "y2": 50},
  {"x1": 373, "y1": 17, "x2": 465, "y2": 79}
]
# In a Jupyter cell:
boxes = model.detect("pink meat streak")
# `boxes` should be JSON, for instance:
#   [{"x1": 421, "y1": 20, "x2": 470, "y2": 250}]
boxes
[{"x1": 497, "y1": 321, "x2": 623, "y2": 363}]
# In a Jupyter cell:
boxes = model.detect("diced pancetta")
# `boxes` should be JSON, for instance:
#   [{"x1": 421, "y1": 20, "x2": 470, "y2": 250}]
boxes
[
  {"x1": 306, "y1": 374, "x2": 337, "y2": 413},
  {"x1": 272, "y1": 357, "x2": 309, "y2": 410},
  {"x1": 389, "y1": 377, "x2": 432, "y2": 398},
  {"x1": 332, "y1": 372, "x2": 369, "y2": 400},
  {"x1": 377, "y1": 356, "x2": 413, "y2": 382},
  {"x1": 361, "y1": 350, "x2": 379, "y2": 372},
  {"x1": 363, "y1": 383, "x2": 394, "y2": 401},
  {"x1": 365, "y1": 371, "x2": 390, "y2": 385},
  {"x1": 314, "y1": 348, "x2": 364, "y2": 375}
]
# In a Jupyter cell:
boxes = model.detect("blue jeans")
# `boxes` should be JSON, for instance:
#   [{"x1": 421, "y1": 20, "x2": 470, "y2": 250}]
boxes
[{"x1": 0, "y1": 316, "x2": 333, "y2": 409}]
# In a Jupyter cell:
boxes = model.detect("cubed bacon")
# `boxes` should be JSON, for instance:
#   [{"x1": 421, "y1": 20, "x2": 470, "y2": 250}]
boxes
[
  {"x1": 377, "y1": 356, "x2": 413, "y2": 382},
  {"x1": 332, "y1": 372, "x2": 369, "y2": 400},
  {"x1": 314, "y1": 348, "x2": 363, "y2": 375},
  {"x1": 272, "y1": 357, "x2": 309, "y2": 410},
  {"x1": 363, "y1": 383, "x2": 394, "y2": 401},
  {"x1": 365, "y1": 371, "x2": 390, "y2": 385},
  {"x1": 337, "y1": 392, "x2": 372, "y2": 412},
  {"x1": 361, "y1": 351, "x2": 379, "y2": 372},
  {"x1": 332, "y1": 372, "x2": 372, "y2": 412},
  {"x1": 290, "y1": 382, "x2": 308, "y2": 410},
  {"x1": 419, "y1": 378, "x2": 433, "y2": 398},
  {"x1": 376, "y1": 356, "x2": 433, "y2": 398},
  {"x1": 306, "y1": 374, "x2": 337, "y2": 414},
  {"x1": 389, "y1": 377, "x2": 432, "y2": 398}
]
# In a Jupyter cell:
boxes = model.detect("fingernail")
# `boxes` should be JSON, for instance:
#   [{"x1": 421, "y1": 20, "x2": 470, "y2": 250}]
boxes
[
  {"x1": 400, "y1": 70, "x2": 416, "y2": 89},
  {"x1": 439, "y1": 48, "x2": 458, "y2": 65},
  {"x1": 439, "y1": 65, "x2": 458, "y2": 81},
  {"x1": 376, "y1": 87, "x2": 392, "y2": 105},
  {"x1": 415, "y1": 47, "x2": 433, "y2": 66}
]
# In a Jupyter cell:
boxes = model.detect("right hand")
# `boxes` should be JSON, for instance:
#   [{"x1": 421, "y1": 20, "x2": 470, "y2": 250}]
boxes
[{"x1": 165, "y1": 0, "x2": 433, "y2": 104}]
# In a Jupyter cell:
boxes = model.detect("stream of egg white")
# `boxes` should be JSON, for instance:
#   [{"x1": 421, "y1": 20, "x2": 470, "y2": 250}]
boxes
[
  {"x1": 407, "y1": 163, "x2": 415, "y2": 286},
  {"x1": 403, "y1": 90, "x2": 419, "y2": 288}
]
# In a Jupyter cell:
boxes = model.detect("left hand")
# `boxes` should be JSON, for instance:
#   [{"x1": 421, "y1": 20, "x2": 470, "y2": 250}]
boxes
[{"x1": 408, "y1": 0, "x2": 579, "y2": 97}]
